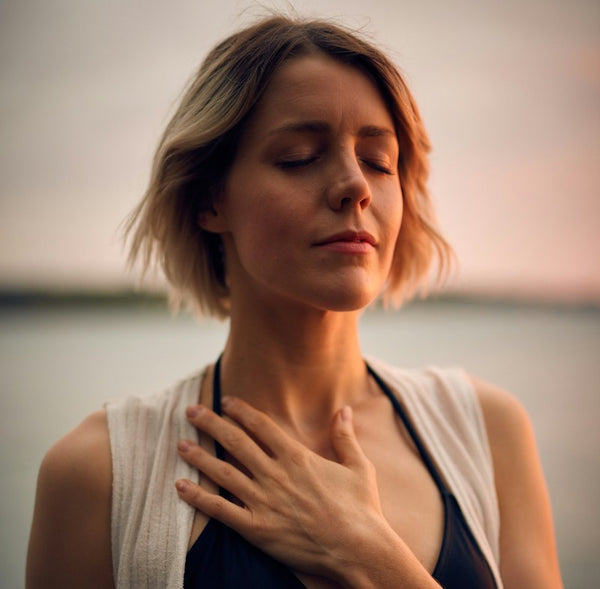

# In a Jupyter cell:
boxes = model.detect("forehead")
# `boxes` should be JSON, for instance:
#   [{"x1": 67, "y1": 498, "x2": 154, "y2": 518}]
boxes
[{"x1": 242, "y1": 53, "x2": 396, "y2": 139}]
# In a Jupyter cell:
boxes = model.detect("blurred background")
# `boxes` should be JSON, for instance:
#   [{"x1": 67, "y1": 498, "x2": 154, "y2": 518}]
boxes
[{"x1": 1, "y1": 1, "x2": 598, "y2": 587}]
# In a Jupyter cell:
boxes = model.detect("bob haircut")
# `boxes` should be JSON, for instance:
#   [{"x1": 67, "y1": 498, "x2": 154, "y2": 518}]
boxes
[{"x1": 126, "y1": 15, "x2": 453, "y2": 318}]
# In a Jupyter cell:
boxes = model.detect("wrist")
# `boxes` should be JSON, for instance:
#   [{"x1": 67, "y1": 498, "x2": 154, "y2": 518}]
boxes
[{"x1": 326, "y1": 520, "x2": 441, "y2": 589}]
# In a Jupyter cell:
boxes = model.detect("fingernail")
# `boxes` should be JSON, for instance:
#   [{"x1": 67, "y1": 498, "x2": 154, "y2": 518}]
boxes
[
  {"x1": 186, "y1": 405, "x2": 203, "y2": 419},
  {"x1": 341, "y1": 405, "x2": 352, "y2": 422},
  {"x1": 221, "y1": 396, "x2": 232, "y2": 409},
  {"x1": 178, "y1": 439, "x2": 192, "y2": 453},
  {"x1": 175, "y1": 479, "x2": 189, "y2": 492}
]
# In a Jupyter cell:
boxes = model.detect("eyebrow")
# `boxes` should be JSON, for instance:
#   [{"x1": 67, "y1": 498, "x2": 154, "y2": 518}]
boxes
[{"x1": 266, "y1": 120, "x2": 396, "y2": 139}]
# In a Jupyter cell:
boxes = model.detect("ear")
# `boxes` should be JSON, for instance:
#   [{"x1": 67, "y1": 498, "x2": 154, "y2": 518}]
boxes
[
  {"x1": 197, "y1": 204, "x2": 229, "y2": 233},
  {"x1": 197, "y1": 186, "x2": 229, "y2": 233}
]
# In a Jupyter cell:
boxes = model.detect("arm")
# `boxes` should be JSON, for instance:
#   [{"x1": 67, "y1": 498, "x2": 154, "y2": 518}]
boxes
[
  {"x1": 26, "y1": 410, "x2": 114, "y2": 589},
  {"x1": 472, "y1": 376, "x2": 563, "y2": 589},
  {"x1": 176, "y1": 400, "x2": 440, "y2": 588}
]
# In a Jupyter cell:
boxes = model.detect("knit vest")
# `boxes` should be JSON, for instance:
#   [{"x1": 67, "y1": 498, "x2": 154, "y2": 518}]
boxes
[{"x1": 105, "y1": 358, "x2": 502, "y2": 588}]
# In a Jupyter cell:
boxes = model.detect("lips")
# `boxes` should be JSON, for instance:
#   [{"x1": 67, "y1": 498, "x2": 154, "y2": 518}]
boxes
[
  {"x1": 313, "y1": 230, "x2": 377, "y2": 254},
  {"x1": 314, "y1": 230, "x2": 377, "y2": 247}
]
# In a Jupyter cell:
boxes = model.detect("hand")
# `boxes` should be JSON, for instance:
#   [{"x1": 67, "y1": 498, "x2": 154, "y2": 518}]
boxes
[{"x1": 175, "y1": 397, "x2": 387, "y2": 580}]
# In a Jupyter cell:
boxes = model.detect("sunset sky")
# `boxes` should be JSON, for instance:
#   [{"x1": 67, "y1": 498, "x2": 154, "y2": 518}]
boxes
[{"x1": 1, "y1": 0, "x2": 598, "y2": 302}]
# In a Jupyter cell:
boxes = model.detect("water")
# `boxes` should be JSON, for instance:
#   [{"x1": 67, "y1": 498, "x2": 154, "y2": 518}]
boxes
[{"x1": 1, "y1": 300, "x2": 598, "y2": 588}]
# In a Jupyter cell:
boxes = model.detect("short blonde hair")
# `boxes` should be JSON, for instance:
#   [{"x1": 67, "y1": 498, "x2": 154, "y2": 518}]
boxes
[{"x1": 126, "y1": 15, "x2": 452, "y2": 318}]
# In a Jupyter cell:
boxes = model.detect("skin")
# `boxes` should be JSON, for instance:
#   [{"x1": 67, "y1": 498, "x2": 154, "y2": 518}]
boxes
[{"x1": 26, "y1": 54, "x2": 563, "y2": 588}]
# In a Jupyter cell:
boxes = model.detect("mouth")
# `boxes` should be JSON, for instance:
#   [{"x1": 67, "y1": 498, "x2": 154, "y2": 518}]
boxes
[
  {"x1": 314, "y1": 230, "x2": 377, "y2": 247},
  {"x1": 313, "y1": 230, "x2": 377, "y2": 254}
]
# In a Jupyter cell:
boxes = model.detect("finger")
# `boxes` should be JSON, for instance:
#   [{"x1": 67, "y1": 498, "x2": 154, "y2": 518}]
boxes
[
  {"x1": 177, "y1": 440, "x2": 256, "y2": 501},
  {"x1": 220, "y1": 396, "x2": 296, "y2": 458},
  {"x1": 175, "y1": 478, "x2": 251, "y2": 532},
  {"x1": 186, "y1": 406, "x2": 270, "y2": 474},
  {"x1": 330, "y1": 406, "x2": 366, "y2": 468}
]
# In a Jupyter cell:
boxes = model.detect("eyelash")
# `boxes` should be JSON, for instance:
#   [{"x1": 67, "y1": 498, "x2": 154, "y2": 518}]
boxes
[
  {"x1": 277, "y1": 157, "x2": 318, "y2": 169},
  {"x1": 364, "y1": 160, "x2": 394, "y2": 175},
  {"x1": 276, "y1": 157, "x2": 393, "y2": 175}
]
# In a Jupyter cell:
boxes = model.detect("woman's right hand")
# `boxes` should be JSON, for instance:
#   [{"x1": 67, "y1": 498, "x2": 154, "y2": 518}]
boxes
[{"x1": 176, "y1": 397, "x2": 440, "y2": 588}]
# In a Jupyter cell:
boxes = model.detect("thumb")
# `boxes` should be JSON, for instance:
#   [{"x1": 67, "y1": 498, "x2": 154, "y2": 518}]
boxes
[{"x1": 330, "y1": 406, "x2": 365, "y2": 468}]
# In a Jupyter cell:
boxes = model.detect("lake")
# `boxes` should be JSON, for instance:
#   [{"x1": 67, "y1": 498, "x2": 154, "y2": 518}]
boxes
[{"x1": 1, "y1": 299, "x2": 598, "y2": 588}]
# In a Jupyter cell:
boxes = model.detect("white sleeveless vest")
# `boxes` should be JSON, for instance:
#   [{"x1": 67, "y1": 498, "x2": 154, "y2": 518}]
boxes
[{"x1": 105, "y1": 359, "x2": 503, "y2": 588}]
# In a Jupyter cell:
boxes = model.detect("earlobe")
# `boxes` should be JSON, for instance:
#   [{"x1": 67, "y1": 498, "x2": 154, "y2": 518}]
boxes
[{"x1": 197, "y1": 206, "x2": 229, "y2": 233}]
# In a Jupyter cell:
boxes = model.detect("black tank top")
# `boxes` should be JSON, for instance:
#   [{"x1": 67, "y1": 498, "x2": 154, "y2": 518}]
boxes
[{"x1": 184, "y1": 358, "x2": 498, "y2": 588}]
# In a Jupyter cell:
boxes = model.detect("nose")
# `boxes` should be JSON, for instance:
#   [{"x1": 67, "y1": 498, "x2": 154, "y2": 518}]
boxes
[{"x1": 326, "y1": 153, "x2": 372, "y2": 211}]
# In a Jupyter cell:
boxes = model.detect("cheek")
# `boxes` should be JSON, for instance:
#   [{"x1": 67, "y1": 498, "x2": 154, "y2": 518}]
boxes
[
  {"x1": 392, "y1": 193, "x2": 404, "y2": 231},
  {"x1": 227, "y1": 191, "x2": 302, "y2": 261},
  {"x1": 226, "y1": 169, "x2": 313, "y2": 239},
  {"x1": 380, "y1": 187, "x2": 404, "y2": 245}
]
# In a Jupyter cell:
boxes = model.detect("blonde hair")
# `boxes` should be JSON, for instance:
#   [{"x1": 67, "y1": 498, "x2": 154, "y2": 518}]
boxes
[{"x1": 126, "y1": 15, "x2": 453, "y2": 318}]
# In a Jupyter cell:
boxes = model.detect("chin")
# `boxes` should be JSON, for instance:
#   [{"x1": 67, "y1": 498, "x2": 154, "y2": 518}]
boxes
[
  {"x1": 252, "y1": 272, "x2": 385, "y2": 313},
  {"x1": 311, "y1": 285, "x2": 380, "y2": 313}
]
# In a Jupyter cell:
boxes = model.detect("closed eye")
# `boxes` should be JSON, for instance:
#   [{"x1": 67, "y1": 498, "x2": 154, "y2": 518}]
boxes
[
  {"x1": 276, "y1": 156, "x2": 318, "y2": 169},
  {"x1": 362, "y1": 159, "x2": 394, "y2": 175}
]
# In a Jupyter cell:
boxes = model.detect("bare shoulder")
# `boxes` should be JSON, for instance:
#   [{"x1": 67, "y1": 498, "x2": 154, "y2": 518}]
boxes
[
  {"x1": 467, "y1": 374, "x2": 541, "y2": 510},
  {"x1": 40, "y1": 409, "x2": 112, "y2": 488},
  {"x1": 467, "y1": 375, "x2": 563, "y2": 589},
  {"x1": 467, "y1": 375, "x2": 537, "y2": 509},
  {"x1": 467, "y1": 375, "x2": 533, "y2": 451},
  {"x1": 27, "y1": 410, "x2": 114, "y2": 588}
]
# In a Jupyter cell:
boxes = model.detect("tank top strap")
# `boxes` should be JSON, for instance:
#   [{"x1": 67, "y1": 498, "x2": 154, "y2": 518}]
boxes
[
  {"x1": 366, "y1": 362, "x2": 450, "y2": 496},
  {"x1": 212, "y1": 356, "x2": 227, "y2": 462},
  {"x1": 213, "y1": 357, "x2": 449, "y2": 497}
]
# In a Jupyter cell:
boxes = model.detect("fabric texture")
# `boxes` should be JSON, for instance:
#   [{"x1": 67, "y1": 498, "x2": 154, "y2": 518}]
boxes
[
  {"x1": 106, "y1": 373, "x2": 202, "y2": 588},
  {"x1": 106, "y1": 359, "x2": 502, "y2": 588}
]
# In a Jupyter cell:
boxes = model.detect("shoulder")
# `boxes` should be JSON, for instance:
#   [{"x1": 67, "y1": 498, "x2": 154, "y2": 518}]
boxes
[
  {"x1": 469, "y1": 375, "x2": 527, "y2": 423},
  {"x1": 467, "y1": 374, "x2": 538, "y2": 505},
  {"x1": 38, "y1": 409, "x2": 112, "y2": 501},
  {"x1": 468, "y1": 375, "x2": 535, "y2": 472},
  {"x1": 27, "y1": 411, "x2": 113, "y2": 588},
  {"x1": 370, "y1": 358, "x2": 487, "y2": 428},
  {"x1": 105, "y1": 369, "x2": 205, "y2": 427},
  {"x1": 468, "y1": 376, "x2": 564, "y2": 588},
  {"x1": 469, "y1": 375, "x2": 529, "y2": 426}
]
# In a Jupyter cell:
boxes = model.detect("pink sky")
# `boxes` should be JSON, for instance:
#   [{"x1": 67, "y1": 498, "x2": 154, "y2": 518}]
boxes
[{"x1": 1, "y1": 1, "x2": 598, "y2": 302}]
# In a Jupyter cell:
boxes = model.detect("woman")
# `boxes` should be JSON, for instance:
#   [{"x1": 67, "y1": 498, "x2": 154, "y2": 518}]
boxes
[{"x1": 27, "y1": 16, "x2": 563, "y2": 589}]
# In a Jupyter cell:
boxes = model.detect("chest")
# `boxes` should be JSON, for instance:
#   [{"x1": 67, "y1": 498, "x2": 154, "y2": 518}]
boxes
[
  {"x1": 188, "y1": 400, "x2": 445, "y2": 588},
  {"x1": 348, "y1": 404, "x2": 446, "y2": 571}
]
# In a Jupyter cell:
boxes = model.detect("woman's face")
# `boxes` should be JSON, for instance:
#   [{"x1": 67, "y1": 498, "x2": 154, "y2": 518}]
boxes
[{"x1": 210, "y1": 53, "x2": 403, "y2": 313}]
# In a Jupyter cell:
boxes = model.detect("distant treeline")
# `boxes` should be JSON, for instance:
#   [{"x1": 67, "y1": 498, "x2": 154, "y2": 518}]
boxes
[
  {"x1": 0, "y1": 288, "x2": 597, "y2": 312},
  {"x1": 0, "y1": 289, "x2": 167, "y2": 309}
]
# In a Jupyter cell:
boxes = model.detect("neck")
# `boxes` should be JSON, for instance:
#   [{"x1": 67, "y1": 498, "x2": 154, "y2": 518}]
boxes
[{"x1": 218, "y1": 299, "x2": 371, "y2": 438}]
